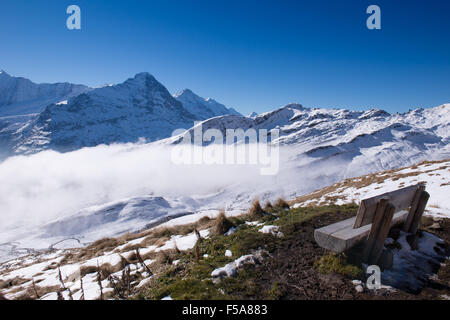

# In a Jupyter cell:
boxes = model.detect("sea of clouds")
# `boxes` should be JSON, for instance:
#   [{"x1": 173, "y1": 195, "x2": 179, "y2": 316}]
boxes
[{"x1": 0, "y1": 142, "x2": 288, "y2": 230}]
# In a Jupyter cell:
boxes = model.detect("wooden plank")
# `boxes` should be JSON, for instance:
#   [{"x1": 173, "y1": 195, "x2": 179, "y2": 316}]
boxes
[
  {"x1": 368, "y1": 203, "x2": 395, "y2": 265},
  {"x1": 408, "y1": 191, "x2": 430, "y2": 234},
  {"x1": 353, "y1": 184, "x2": 421, "y2": 228},
  {"x1": 314, "y1": 210, "x2": 408, "y2": 253},
  {"x1": 362, "y1": 198, "x2": 389, "y2": 262},
  {"x1": 354, "y1": 201, "x2": 367, "y2": 230},
  {"x1": 403, "y1": 185, "x2": 426, "y2": 232},
  {"x1": 313, "y1": 215, "x2": 356, "y2": 235}
]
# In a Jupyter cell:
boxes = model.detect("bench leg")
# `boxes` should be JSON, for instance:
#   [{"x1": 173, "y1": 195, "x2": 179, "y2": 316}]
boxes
[
  {"x1": 363, "y1": 201, "x2": 395, "y2": 265},
  {"x1": 363, "y1": 198, "x2": 388, "y2": 262},
  {"x1": 403, "y1": 186, "x2": 425, "y2": 233},
  {"x1": 408, "y1": 191, "x2": 429, "y2": 235}
]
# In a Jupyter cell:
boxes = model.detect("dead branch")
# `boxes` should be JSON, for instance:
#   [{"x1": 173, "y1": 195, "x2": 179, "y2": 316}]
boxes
[
  {"x1": 32, "y1": 278, "x2": 40, "y2": 299},
  {"x1": 135, "y1": 248, "x2": 153, "y2": 276}
]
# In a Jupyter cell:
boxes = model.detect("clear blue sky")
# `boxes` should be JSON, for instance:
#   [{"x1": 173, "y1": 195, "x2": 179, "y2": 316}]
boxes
[{"x1": 1, "y1": 0, "x2": 449, "y2": 115}]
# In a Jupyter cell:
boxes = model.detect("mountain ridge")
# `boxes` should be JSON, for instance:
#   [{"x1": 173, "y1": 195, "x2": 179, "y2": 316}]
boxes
[
  {"x1": 3, "y1": 73, "x2": 240, "y2": 154},
  {"x1": 174, "y1": 88, "x2": 241, "y2": 119},
  {"x1": 0, "y1": 71, "x2": 91, "y2": 116}
]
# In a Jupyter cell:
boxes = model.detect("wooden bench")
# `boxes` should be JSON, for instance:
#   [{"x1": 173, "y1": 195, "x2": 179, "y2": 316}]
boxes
[{"x1": 314, "y1": 183, "x2": 429, "y2": 265}]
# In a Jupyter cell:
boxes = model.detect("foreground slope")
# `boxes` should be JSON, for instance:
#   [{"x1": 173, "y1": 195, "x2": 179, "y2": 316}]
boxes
[
  {"x1": 0, "y1": 160, "x2": 448, "y2": 300},
  {"x1": 292, "y1": 158, "x2": 450, "y2": 217}
]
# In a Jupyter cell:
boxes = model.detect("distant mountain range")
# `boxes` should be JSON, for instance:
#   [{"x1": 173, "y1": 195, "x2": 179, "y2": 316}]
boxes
[
  {"x1": 0, "y1": 71, "x2": 449, "y2": 171},
  {"x1": 0, "y1": 72, "x2": 241, "y2": 155},
  {"x1": 168, "y1": 102, "x2": 450, "y2": 175}
]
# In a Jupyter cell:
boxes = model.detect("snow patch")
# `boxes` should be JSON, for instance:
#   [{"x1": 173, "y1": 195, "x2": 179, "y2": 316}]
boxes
[
  {"x1": 211, "y1": 251, "x2": 263, "y2": 278},
  {"x1": 259, "y1": 225, "x2": 284, "y2": 237}
]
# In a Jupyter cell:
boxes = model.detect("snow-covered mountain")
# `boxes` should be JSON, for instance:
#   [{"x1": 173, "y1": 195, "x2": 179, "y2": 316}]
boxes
[
  {"x1": 0, "y1": 114, "x2": 36, "y2": 159},
  {"x1": 168, "y1": 103, "x2": 450, "y2": 175},
  {"x1": 11, "y1": 73, "x2": 202, "y2": 153},
  {"x1": 0, "y1": 71, "x2": 90, "y2": 116},
  {"x1": 174, "y1": 89, "x2": 241, "y2": 119},
  {"x1": 7, "y1": 73, "x2": 245, "y2": 154},
  {"x1": 5, "y1": 70, "x2": 447, "y2": 166}
]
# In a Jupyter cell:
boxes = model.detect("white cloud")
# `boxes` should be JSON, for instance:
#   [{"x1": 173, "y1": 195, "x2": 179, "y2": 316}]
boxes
[{"x1": 0, "y1": 142, "x2": 278, "y2": 230}]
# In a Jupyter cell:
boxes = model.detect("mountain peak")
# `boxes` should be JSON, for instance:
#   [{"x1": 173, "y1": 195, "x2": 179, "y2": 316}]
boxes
[
  {"x1": 117, "y1": 72, "x2": 165, "y2": 93},
  {"x1": 133, "y1": 72, "x2": 155, "y2": 80},
  {"x1": 124, "y1": 72, "x2": 158, "y2": 86},
  {"x1": 0, "y1": 72, "x2": 91, "y2": 116},
  {"x1": 358, "y1": 108, "x2": 390, "y2": 119},
  {"x1": 283, "y1": 103, "x2": 304, "y2": 110},
  {"x1": 174, "y1": 89, "x2": 196, "y2": 99},
  {"x1": 0, "y1": 70, "x2": 11, "y2": 78},
  {"x1": 174, "y1": 88, "x2": 242, "y2": 119}
]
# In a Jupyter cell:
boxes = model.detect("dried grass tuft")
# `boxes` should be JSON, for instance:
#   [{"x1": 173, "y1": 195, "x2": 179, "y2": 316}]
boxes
[
  {"x1": 274, "y1": 198, "x2": 290, "y2": 210},
  {"x1": 212, "y1": 210, "x2": 234, "y2": 235},
  {"x1": 248, "y1": 199, "x2": 264, "y2": 219}
]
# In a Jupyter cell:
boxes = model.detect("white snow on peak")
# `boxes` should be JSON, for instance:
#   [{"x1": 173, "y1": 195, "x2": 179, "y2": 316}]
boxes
[
  {"x1": 168, "y1": 101, "x2": 450, "y2": 176},
  {"x1": 9, "y1": 73, "x2": 200, "y2": 153},
  {"x1": 0, "y1": 73, "x2": 246, "y2": 157},
  {"x1": 174, "y1": 88, "x2": 241, "y2": 120},
  {"x1": 0, "y1": 72, "x2": 91, "y2": 116}
]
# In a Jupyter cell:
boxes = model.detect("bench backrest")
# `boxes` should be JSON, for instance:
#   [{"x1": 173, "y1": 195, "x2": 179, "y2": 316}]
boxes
[{"x1": 353, "y1": 183, "x2": 424, "y2": 229}]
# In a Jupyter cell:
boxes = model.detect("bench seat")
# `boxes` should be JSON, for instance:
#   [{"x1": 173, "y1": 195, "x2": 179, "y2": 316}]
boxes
[{"x1": 314, "y1": 210, "x2": 409, "y2": 253}]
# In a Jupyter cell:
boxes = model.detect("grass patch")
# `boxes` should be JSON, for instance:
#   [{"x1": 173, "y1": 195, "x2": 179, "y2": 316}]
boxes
[
  {"x1": 275, "y1": 203, "x2": 358, "y2": 236},
  {"x1": 314, "y1": 253, "x2": 363, "y2": 279},
  {"x1": 145, "y1": 278, "x2": 224, "y2": 300},
  {"x1": 132, "y1": 204, "x2": 361, "y2": 300}
]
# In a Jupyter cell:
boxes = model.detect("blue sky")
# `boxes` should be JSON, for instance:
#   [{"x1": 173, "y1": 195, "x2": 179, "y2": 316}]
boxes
[{"x1": 0, "y1": 0, "x2": 449, "y2": 115}]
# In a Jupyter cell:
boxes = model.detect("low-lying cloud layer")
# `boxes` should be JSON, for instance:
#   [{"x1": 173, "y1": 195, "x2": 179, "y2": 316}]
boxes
[{"x1": 0, "y1": 142, "x2": 287, "y2": 231}]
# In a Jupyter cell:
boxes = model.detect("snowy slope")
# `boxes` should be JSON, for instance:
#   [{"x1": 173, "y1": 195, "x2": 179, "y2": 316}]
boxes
[
  {"x1": 292, "y1": 159, "x2": 450, "y2": 217},
  {"x1": 0, "y1": 114, "x2": 37, "y2": 159},
  {"x1": 174, "y1": 89, "x2": 241, "y2": 119},
  {"x1": 0, "y1": 159, "x2": 448, "y2": 300},
  {"x1": 0, "y1": 71, "x2": 90, "y2": 116},
  {"x1": 12, "y1": 73, "x2": 200, "y2": 153},
  {"x1": 167, "y1": 103, "x2": 450, "y2": 175}
]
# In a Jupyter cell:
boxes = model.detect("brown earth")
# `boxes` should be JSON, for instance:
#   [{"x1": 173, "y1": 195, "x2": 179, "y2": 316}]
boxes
[{"x1": 235, "y1": 211, "x2": 450, "y2": 300}]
